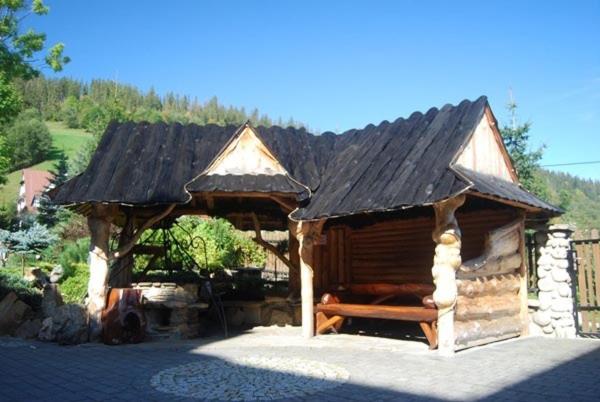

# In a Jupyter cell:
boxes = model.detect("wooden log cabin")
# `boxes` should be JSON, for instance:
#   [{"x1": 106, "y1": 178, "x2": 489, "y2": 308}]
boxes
[{"x1": 50, "y1": 96, "x2": 560, "y2": 354}]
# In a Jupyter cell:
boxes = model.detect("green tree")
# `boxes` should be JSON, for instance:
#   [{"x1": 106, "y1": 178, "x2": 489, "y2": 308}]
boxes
[
  {"x1": 0, "y1": 0, "x2": 69, "y2": 81},
  {"x1": 500, "y1": 100, "x2": 548, "y2": 199},
  {"x1": 5, "y1": 108, "x2": 51, "y2": 169},
  {"x1": 37, "y1": 151, "x2": 68, "y2": 227},
  {"x1": 1, "y1": 222, "x2": 57, "y2": 272}
]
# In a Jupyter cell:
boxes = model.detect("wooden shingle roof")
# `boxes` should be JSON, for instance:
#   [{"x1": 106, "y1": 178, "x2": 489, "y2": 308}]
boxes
[{"x1": 51, "y1": 96, "x2": 560, "y2": 219}]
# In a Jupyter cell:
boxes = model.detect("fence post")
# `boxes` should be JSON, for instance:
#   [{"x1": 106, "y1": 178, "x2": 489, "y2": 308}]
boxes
[{"x1": 531, "y1": 224, "x2": 576, "y2": 338}]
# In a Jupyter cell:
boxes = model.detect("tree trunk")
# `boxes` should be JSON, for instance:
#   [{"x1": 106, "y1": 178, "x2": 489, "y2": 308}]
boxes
[
  {"x1": 109, "y1": 214, "x2": 135, "y2": 288},
  {"x1": 87, "y1": 208, "x2": 113, "y2": 341}
]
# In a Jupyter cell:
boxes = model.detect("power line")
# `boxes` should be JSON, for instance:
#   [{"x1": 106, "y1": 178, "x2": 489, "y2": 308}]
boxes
[{"x1": 541, "y1": 160, "x2": 600, "y2": 167}]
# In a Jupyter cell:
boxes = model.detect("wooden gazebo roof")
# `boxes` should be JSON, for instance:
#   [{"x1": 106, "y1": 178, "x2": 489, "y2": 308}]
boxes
[{"x1": 51, "y1": 96, "x2": 560, "y2": 221}]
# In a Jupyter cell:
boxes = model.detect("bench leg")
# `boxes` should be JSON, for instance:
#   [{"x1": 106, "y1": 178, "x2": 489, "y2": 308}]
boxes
[
  {"x1": 316, "y1": 312, "x2": 345, "y2": 334},
  {"x1": 419, "y1": 321, "x2": 438, "y2": 349}
]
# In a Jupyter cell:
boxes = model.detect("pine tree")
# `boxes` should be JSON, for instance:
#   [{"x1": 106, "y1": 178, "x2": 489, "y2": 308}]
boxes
[
  {"x1": 500, "y1": 97, "x2": 549, "y2": 199},
  {"x1": 37, "y1": 152, "x2": 69, "y2": 227}
]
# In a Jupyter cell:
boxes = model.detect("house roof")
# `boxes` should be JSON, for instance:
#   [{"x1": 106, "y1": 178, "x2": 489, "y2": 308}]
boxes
[
  {"x1": 50, "y1": 96, "x2": 561, "y2": 220},
  {"x1": 21, "y1": 169, "x2": 53, "y2": 212}
]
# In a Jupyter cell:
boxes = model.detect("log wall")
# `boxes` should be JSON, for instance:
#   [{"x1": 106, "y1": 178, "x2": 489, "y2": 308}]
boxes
[
  {"x1": 313, "y1": 208, "x2": 518, "y2": 296},
  {"x1": 455, "y1": 212, "x2": 526, "y2": 350}
]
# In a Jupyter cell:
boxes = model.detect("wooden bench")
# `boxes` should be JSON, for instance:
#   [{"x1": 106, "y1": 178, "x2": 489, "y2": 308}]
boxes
[{"x1": 315, "y1": 283, "x2": 438, "y2": 349}]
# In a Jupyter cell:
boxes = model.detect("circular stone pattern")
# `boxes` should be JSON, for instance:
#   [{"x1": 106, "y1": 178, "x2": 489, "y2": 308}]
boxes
[{"x1": 150, "y1": 356, "x2": 350, "y2": 401}]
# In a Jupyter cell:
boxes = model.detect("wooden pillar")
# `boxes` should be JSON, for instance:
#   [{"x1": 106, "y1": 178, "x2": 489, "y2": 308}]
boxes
[
  {"x1": 288, "y1": 226, "x2": 301, "y2": 299},
  {"x1": 432, "y1": 195, "x2": 465, "y2": 356},
  {"x1": 292, "y1": 219, "x2": 325, "y2": 338},
  {"x1": 109, "y1": 213, "x2": 135, "y2": 288},
  {"x1": 518, "y1": 217, "x2": 529, "y2": 336},
  {"x1": 87, "y1": 205, "x2": 114, "y2": 340}
]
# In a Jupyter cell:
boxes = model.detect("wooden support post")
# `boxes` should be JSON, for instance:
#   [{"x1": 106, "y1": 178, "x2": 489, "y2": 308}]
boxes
[
  {"x1": 292, "y1": 219, "x2": 325, "y2": 338},
  {"x1": 87, "y1": 205, "x2": 114, "y2": 341},
  {"x1": 109, "y1": 212, "x2": 135, "y2": 288},
  {"x1": 288, "y1": 222, "x2": 301, "y2": 299},
  {"x1": 518, "y1": 217, "x2": 529, "y2": 336},
  {"x1": 432, "y1": 195, "x2": 465, "y2": 356}
]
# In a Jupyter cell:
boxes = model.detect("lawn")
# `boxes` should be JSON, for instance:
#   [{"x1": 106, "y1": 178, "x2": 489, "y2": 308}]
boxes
[{"x1": 0, "y1": 121, "x2": 91, "y2": 207}]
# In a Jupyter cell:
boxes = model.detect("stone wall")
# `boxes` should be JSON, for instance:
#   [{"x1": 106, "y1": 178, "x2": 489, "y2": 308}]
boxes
[{"x1": 530, "y1": 224, "x2": 576, "y2": 338}]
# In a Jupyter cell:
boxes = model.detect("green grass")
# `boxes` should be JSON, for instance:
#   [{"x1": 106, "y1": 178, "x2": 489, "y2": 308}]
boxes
[{"x1": 0, "y1": 122, "x2": 90, "y2": 206}]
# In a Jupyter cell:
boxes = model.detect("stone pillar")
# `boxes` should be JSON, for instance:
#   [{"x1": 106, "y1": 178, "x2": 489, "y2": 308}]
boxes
[
  {"x1": 531, "y1": 224, "x2": 576, "y2": 338},
  {"x1": 432, "y1": 195, "x2": 465, "y2": 356}
]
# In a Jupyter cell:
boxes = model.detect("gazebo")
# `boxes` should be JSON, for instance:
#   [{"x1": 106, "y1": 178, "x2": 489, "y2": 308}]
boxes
[{"x1": 51, "y1": 96, "x2": 560, "y2": 354}]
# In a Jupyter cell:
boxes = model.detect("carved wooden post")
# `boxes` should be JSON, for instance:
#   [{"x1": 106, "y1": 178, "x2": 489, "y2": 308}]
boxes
[
  {"x1": 292, "y1": 220, "x2": 325, "y2": 338},
  {"x1": 110, "y1": 213, "x2": 135, "y2": 288},
  {"x1": 288, "y1": 224, "x2": 301, "y2": 299},
  {"x1": 432, "y1": 195, "x2": 465, "y2": 356},
  {"x1": 87, "y1": 205, "x2": 114, "y2": 340}
]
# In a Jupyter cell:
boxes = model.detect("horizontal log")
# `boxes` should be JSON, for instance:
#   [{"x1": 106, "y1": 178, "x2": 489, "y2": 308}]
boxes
[
  {"x1": 455, "y1": 294, "x2": 521, "y2": 321},
  {"x1": 317, "y1": 303, "x2": 437, "y2": 322},
  {"x1": 457, "y1": 274, "x2": 520, "y2": 297},
  {"x1": 348, "y1": 283, "x2": 435, "y2": 297},
  {"x1": 457, "y1": 252, "x2": 522, "y2": 279},
  {"x1": 455, "y1": 316, "x2": 522, "y2": 349}
]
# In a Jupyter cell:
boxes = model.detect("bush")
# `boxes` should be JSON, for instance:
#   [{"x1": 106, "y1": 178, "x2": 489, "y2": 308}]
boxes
[
  {"x1": 0, "y1": 270, "x2": 42, "y2": 309},
  {"x1": 57, "y1": 238, "x2": 90, "y2": 279},
  {"x1": 59, "y1": 263, "x2": 88, "y2": 304},
  {"x1": 5, "y1": 109, "x2": 52, "y2": 169}
]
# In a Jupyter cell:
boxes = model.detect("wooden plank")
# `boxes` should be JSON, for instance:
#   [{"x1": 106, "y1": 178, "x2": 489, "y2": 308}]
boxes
[
  {"x1": 316, "y1": 303, "x2": 437, "y2": 322},
  {"x1": 575, "y1": 233, "x2": 590, "y2": 333},
  {"x1": 591, "y1": 229, "x2": 600, "y2": 307},
  {"x1": 591, "y1": 229, "x2": 600, "y2": 333}
]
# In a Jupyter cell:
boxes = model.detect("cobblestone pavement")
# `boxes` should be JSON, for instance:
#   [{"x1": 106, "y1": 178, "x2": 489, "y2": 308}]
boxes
[{"x1": 1, "y1": 327, "x2": 599, "y2": 402}]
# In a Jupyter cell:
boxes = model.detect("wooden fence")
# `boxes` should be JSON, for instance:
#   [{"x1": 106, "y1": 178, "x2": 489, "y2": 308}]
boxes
[{"x1": 572, "y1": 229, "x2": 600, "y2": 336}]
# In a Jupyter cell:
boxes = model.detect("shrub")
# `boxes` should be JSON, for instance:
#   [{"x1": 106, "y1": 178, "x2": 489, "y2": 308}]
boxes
[
  {"x1": 59, "y1": 263, "x2": 88, "y2": 304},
  {"x1": 0, "y1": 270, "x2": 42, "y2": 309},
  {"x1": 5, "y1": 109, "x2": 52, "y2": 169},
  {"x1": 58, "y1": 238, "x2": 90, "y2": 279}
]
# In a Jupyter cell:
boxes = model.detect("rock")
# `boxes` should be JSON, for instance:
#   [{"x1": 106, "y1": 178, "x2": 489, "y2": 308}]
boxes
[
  {"x1": 538, "y1": 277, "x2": 556, "y2": 292},
  {"x1": 38, "y1": 317, "x2": 54, "y2": 341},
  {"x1": 542, "y1": 324, "x2": 554, "y2": 334},
  {"x1": 538, "y1": 291, "x2": 553, "y2": 310},
  {"x1": 0, "y1": 292, "x2": 32, "y2": 335},
  {"x1": 557, "y1": 283, "x2": 572, "y2": 298},
  {"x1": 38, "y1": 304, "x2": 88, "y2": 345},
  {"x1": 24, "y1": 267, "x2": 49, "y2": 288},
  {"x1": 537, "y1": 267, "x2": 549, "y2": 278},
  {"x1": 551, "y1": 269, "x2": 571, "y2": 283},
  {"x1": 42, "y1": 284, "x2": 64, "y2": 318},
  {"x1": 537, "y1": 253, "x2": 554, "y2": 266},
  {"x1": 551, "y1": 248, "x2": 567, "y2": 260},
  {"x1": 15, "y1": 319, "x2": 42, "y2": 339},
  {"x1": 533, "y1": 311, "x2": 551, "y2": 327},
  {"x1": 551, "y1": 299, "x2": 573, "y2": 313},
  {"x1": 264, "y1": 308, "x2": 293, "y2": 327},
  {"x1": 226, "y1": 307, "x2": 245, "y2": 327},
  {"x1": 554, "y1": 259, "x2": 570, "y2": 269},
  {"x1": 49, "y1": 265, "x2": 64, "y2": 283}
]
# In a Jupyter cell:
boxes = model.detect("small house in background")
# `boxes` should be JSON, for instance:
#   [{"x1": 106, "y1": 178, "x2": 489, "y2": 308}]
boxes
[{"x1": 17, "y1": 169, "x2": 53, "y2": 215}]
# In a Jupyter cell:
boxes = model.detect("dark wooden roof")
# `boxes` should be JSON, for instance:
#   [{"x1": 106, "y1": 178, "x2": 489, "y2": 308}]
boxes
[{"x1": 51, "y1": 96, "x2": 561, "y2": 219}]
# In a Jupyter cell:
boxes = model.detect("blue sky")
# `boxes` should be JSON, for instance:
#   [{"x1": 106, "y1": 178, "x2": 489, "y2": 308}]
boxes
[{"x1": 33, "y1": 1, "x2": 600, "y2": 179}]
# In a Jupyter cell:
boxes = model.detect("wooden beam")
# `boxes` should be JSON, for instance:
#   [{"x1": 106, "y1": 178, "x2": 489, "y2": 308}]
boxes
[
  {"x1": 317, "y1": 303, "x2": 438, "y2": 321},
  {"x1": 250, "y1": 213, "x2": 296, "y2": 273},
  {"x1": 109, "y1": 204, "x2": 176, "y2": 260},
  {"x1": 466, "y1": 191, "x2": 541, "y2": 213},
  {"x1": 431, "y1": 195, "x2": 465, "y2": 356}
]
